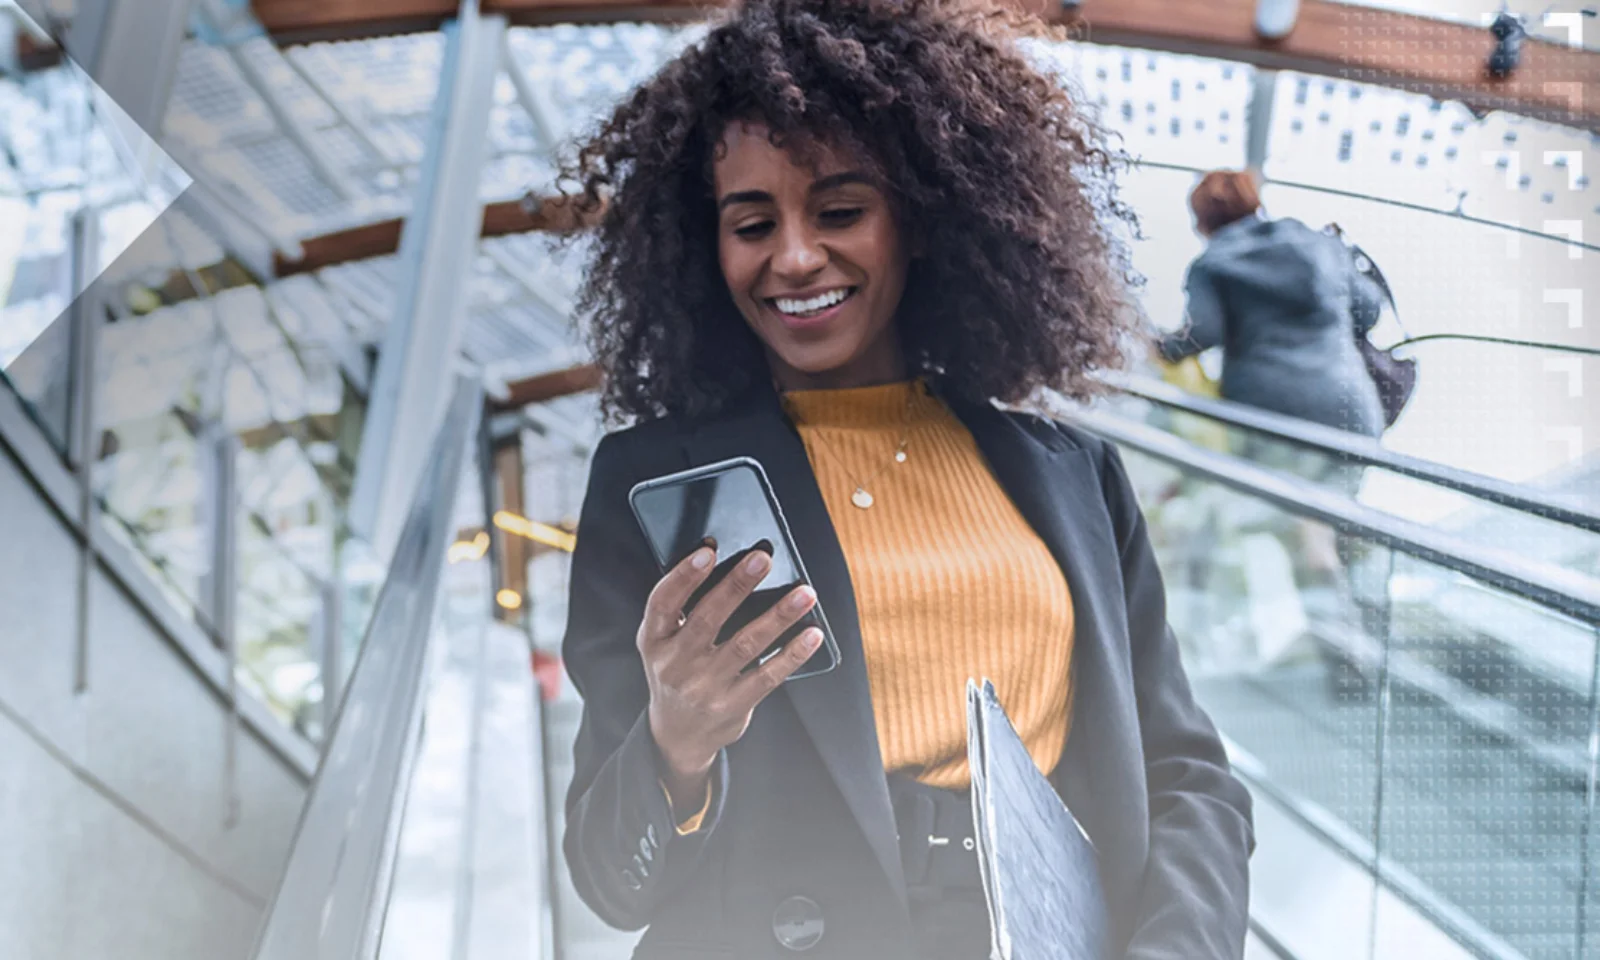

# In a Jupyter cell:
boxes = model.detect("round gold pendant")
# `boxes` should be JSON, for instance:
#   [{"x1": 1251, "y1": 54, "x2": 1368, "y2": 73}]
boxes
[{"x1": 851, "y1": 488, "x2": 875, "y2": 509}]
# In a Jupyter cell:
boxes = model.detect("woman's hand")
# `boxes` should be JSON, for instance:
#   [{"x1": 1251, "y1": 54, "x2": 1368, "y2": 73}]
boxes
[{"x1": 638, "y1": 545, "x2": 823, "y2": 813}]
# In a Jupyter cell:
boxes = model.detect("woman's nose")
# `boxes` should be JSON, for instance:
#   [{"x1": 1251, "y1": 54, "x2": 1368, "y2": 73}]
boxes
[{"x1": 773, "y1": 223, "x2": 827, "y2": 277}]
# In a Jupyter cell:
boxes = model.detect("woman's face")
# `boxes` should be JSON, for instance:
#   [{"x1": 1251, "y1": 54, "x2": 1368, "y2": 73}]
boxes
[{"x1": 713, "y1": 121, "x2": 910, "y2": 391}]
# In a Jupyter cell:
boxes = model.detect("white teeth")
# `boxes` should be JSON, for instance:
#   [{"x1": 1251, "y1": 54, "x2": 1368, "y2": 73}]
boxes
[{"x1": 774, "y1": 288, "x2": 851, "y2": 315}]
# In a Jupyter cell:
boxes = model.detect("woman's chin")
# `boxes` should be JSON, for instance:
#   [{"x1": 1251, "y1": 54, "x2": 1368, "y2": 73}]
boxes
[{"x1": 769, "y1": 343, "x2": 867, "y2": 384}]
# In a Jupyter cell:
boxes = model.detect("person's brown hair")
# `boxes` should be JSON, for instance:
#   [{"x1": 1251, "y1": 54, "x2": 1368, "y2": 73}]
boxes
[
  {"x1": 1189, "y1": 169, "x2": 1261, "y2": 236},
  {"x1": 563, "y1": 0, "x2": 1143, "y2": 422}
]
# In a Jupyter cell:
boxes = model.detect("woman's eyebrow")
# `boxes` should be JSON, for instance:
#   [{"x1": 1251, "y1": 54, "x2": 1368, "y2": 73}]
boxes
[
  {"x1": 716, "y1": 171, "x2": 873, "y2": 211},
  {"x1": 718, "y1": 189, "x2": 772, "y2": 211},
  {"x1": 811, "y1": 171, "x2": 872, "y2": 193}
]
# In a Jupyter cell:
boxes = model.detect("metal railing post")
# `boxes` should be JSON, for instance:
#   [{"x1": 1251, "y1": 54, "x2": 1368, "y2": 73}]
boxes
[
  {"x1": 1576, "y1": 625, "x2": 1600, "y2": 957},
  {"x1": 68, "y1": 208, "x2": 101, "y2": 696},
  {"x1": 212, "y1": 432, "x2": 242, "y2": 826},
  {"x1": 1366, "y1": 547, "x2": 1398, "y2": 960},
  {"x1": 321, "y1": 576, "x2": 345, "y2": 731}
]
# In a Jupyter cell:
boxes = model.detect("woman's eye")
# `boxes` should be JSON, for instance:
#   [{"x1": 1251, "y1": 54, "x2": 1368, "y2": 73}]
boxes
[
  {"x1": 733, "y1": 220, "x2": 775, "y2": 239},
  {"x1": 820, "y1": 207, "x2": 864, "y2": 226}
]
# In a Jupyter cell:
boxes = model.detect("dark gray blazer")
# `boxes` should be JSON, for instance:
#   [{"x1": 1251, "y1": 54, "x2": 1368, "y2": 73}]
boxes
[
  {"x1": 1159, "y1": 215, "x2": 1387, "y2": 438},
  {"x1": 561, "y1": 379, "x2": 1255, "y2": 960}
]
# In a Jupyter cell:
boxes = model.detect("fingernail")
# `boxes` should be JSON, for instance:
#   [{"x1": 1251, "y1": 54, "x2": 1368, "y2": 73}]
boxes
[
  {"x1": 744, "y1": 551, "x2": 770, "y2": 575},
  {"x1": 803, "y1": 628, "x2": 823, "y2": 650},
  {"x1": 691, "y1": 548, "x2": 713, "y2": 569},
  {"x1": 784, "y1": 586, "x2": 815, "y2": 612}
]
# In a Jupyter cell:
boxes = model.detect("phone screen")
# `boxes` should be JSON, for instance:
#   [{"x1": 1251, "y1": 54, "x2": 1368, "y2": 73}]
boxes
[{"x1": 630, "y1": 461, "x2": 838, "y2": 679}]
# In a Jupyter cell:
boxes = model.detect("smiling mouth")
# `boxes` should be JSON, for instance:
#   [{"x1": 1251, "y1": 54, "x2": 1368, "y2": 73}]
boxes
[{"x1": 766, "y1": 287, "x2": 858, "y2": 319}]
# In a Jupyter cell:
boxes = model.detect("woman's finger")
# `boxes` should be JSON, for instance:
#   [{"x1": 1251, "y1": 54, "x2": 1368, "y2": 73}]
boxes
[
  {"x1": 638, "y1": 546, "x2": 716, "y2": 649},
  {"x1": 714, "y1": 584, "x2": 816, "y2": 679},
  {"x1": 729, "y1": 627, "x2": 824, "y2": 710},
  {"x1": 679, "y1": 547, "x2": 772, "y2": 644}
]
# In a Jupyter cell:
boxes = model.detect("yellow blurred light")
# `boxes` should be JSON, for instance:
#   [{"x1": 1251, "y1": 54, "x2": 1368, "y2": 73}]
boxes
[
  {"x1": 492, "y1": 510, "x2": 576, "y2": 553},
  {"x1": 447, "y1": 530, "x2": 491, "y2": 563},
  {"x1": 496, "y1": 589, "x2": 524, "y2": 610}
]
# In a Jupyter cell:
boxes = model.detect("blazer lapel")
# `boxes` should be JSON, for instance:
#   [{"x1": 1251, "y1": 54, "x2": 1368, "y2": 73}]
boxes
[
  {"x1": 936, "y1": 388, "x2": 1145, "y2": 919},
  {"x1": 677, "y1": 387, "x2": 909, "y2": 908}
]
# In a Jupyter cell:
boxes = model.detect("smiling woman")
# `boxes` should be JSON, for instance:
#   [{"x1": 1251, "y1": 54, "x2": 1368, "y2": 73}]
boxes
[
  {"x1": 714, "y1": 125, "x2": 911, "y2": 391},
  {"x1": 563, "y1": 0, "x2": 1144, "y2": 422},
  {"x1": 556, "y1": 2, "x2": 1254, "y2": 958}
]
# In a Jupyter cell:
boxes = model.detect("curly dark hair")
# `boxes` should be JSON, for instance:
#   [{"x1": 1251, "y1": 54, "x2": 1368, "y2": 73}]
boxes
[{"x1": 563, "y1": 0, "x2": 1142, "y2": 422}]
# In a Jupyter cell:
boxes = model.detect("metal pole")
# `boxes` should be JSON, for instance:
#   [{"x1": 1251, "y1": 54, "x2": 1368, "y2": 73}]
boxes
[
  {"x1": 349, "y1": 0, "x2": 506, "y2": 561},
  {"x1": 1576, "y1": 624, "x2": 1600, "y2": 957},
  {"x1": 1244, "y1": 67, "x2": 1277, "y2": 175},
  {"x1": 1, "y1": 9, "x2": 20, "y2": 77},
  {"x1": 213, "y1": 433, "x2": 241, "y2": 827},
  {"x1": 69, "y1": 208, "x2": 101, "y2": 695},
  {"x1": 500, "y1": 28, "x2": 567, "y2": 153},
  {"x1": 320, "y1": 577, "x2": 344, "y2": 734},
  {"x1": 1365, "y1": 546, "x2": 1398, "y2": 960}
]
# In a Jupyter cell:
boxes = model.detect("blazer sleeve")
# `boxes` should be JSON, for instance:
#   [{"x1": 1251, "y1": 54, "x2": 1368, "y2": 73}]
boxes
[
  {"x1": 1098, "y1": 441, "x2": 1256, "y2": 960},
  {"x1": 561, "y1": 432, "x2": 730, "y2": 930},
  {"x1": 1157, "y1": 263, "x2": 1227, "y2": 364}
]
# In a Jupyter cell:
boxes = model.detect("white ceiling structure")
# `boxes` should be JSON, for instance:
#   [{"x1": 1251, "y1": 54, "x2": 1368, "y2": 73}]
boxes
[{"x1": 5, "y1": 7, "x2": 1597, "y2": 473}]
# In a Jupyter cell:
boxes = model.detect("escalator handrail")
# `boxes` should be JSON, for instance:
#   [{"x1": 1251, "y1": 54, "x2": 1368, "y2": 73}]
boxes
[
  {"x1": 249, "y1": 376, "x2": 483, "y2": 960},
  {"x1": 1104, "y1": 372, "x2": 1600, "y2": 536},
  {"x1": 1060, "y1": 404, "x2": 1600, "y2": 627}
]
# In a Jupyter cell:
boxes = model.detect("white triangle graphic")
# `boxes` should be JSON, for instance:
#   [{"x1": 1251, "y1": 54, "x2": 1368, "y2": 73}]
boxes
[{"x1": 1, "y1": 0, "x2": 192, "y2": 368}]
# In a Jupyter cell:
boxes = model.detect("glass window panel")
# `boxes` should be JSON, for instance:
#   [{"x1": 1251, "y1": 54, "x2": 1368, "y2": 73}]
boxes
[
  {"x1": 100, "y1": 301, "x2": 220, "y2": 425},
  {"x1": 1121, "y1": 448, "x2": 1386, "y2": 849},
  {"x1": 96, "y1": 409, "x2": 209, "y2": 624},
  {"x1": 238, "y1": 437, "x2": 335, "y2": 583},
  {"x1": 236, "y1": 512, "x2": 324, "y2": 740},
  {"x1": 1589, "y1": 798, "x2": 1600, "y2": 960},
  {"x1": 1122, "y1": 442, "x2": 1599, "y2": 957},
  {"x1": 1, "y1": 304, "x2": 73, "y2": 452},
  {"x1": 1374, "y1": 556, "x2": 1594, "y2": 958}
]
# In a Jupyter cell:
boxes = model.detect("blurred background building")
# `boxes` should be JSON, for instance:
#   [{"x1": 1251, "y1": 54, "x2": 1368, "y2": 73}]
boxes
[{"x1": 0, "y1": 0, "x2": 1597, "y2": 958}]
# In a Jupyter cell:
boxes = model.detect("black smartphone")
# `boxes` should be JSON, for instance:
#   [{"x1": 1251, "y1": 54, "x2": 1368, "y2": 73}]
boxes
[{"x1": 628, "y1": 457, "x2": 841, "y2": 681}]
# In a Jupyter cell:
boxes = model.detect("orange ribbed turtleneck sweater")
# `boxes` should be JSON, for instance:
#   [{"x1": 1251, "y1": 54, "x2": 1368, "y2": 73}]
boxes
[{"x1": 781, "y1": 380, "x2": 1074, "y2": 790}]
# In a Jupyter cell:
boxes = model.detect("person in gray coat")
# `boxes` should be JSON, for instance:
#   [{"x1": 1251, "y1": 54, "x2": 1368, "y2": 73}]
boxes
[
  {"x1": 1157, "y1": 172, "x2": 1389, "y2": 687},
  {"x1": 1158, "y1": 169, "x2": 1387, "y2": 440}
]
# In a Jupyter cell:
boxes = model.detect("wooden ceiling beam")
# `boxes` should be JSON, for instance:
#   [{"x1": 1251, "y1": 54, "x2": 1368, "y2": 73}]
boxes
[
  {"x1": 492, "y1": 362, "x2": 602, "y2": 411},
  {"x1": 1064, "y1": 0, "x2": 1598, "y2": 131},
  {"x1": 251, "y1": 0, "x2": 456, "y2": 44},
  {"x1": 254, "y1": 0, "x2": 1599, "y2": 132},
  {"x1": 13, "y1": 29, "x2": 63, "y2": 71},
  {"x1": 273, "y1": 194, "x2": 596, "y2": 277},
  {"x1": 252, "y1": 0, "x2": 704, "y2": 39}
]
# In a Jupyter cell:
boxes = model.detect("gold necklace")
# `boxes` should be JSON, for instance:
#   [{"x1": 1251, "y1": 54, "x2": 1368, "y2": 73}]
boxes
[{"x1": 784, "y1": 382, "x2": 917, "y2": 510}]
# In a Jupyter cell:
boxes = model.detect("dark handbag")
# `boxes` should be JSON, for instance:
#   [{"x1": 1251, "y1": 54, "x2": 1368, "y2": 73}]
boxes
[
  {"x1": 1355, "y1": 336, "x2": 1417, "y2": 428},
  {"x1": 1345, "y1": 238, "x2": 1417, "y2": 428}
]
